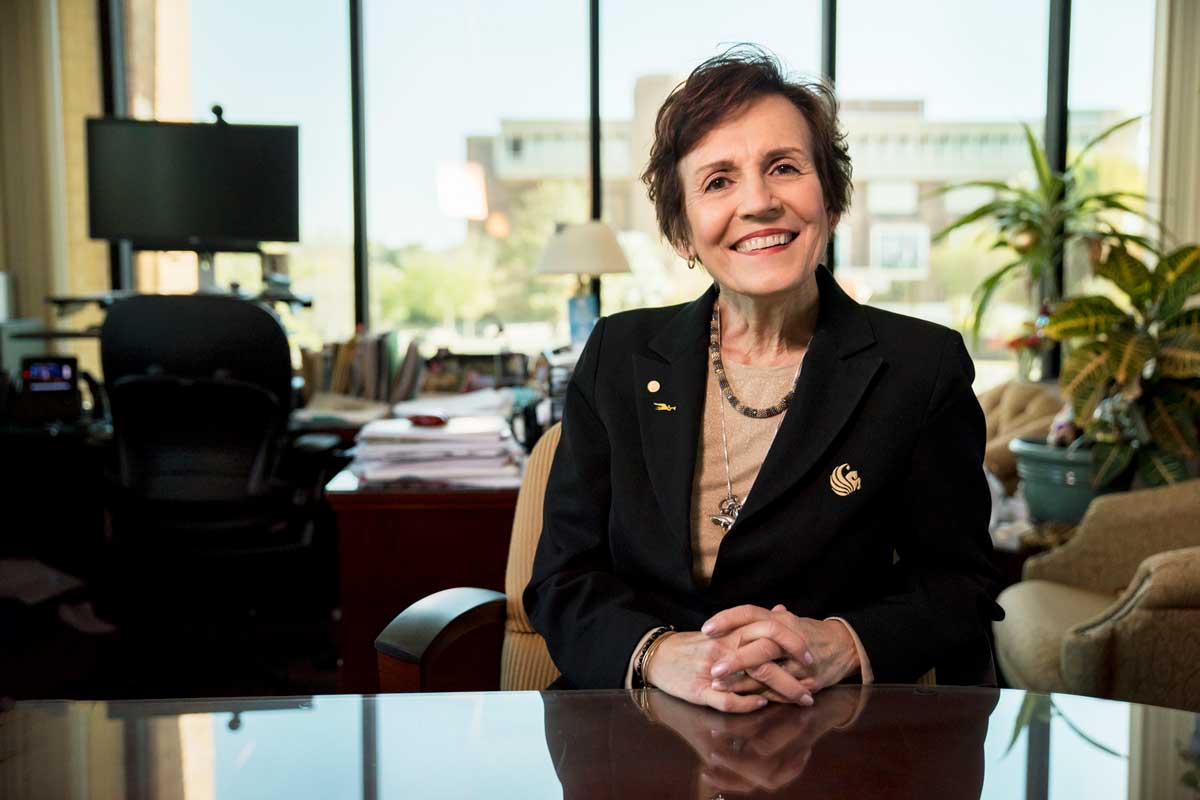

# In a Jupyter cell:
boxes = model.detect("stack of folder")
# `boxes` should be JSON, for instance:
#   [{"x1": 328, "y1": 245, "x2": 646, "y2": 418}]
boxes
[{"x1": 351, "y1": 415, "x2": 522, "y2": 488}]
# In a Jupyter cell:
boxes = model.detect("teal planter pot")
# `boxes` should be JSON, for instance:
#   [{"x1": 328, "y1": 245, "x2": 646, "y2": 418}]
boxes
[{"x1": 1009, "y1": 437, "x2": 1097, "y2": 524}]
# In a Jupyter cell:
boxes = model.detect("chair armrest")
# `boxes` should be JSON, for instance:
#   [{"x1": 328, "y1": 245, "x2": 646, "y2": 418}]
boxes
[
  {"x1": 375, "y1": 587, "x2": 506, "y2": 692},
  {"x1": 292, "y1": 432, "x2": 342, "y2": 454},
  {"x1": 1022, "y1": 479, "x2": 1200, "y2": 592},
  {"x1": 281, "y1": 433, "x2": 351, "y2": 488},
  {"x1": 1061, "y1": 547, "x2": 1200, "y2": 706},
  {"x1": 1117, "y1": 546, "x2": 1200, "y2": 611}
]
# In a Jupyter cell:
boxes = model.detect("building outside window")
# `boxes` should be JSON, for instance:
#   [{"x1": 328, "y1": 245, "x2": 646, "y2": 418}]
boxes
[
  {"x1": 834, "y1": 223, "x2": 853, "y2": 269},
  {"x1": 870, "y1": 222, "x2": 931, "y2": 279}
]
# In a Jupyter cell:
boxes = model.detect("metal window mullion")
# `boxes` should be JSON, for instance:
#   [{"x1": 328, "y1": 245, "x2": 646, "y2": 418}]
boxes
[
  {"x1": 588, "y1": 0, "x2": 602, "y2": 305},
  {"x1": 589, "y1": 0, "x2": 601, "y2": 222},
  {"x1": 822, "y1": 0, "x2": 837, "y2": 273},
  {"x1": 98, "y1": 0, "x2": 133, "y2": 291},
  {"x1": 350, "y1": 0, "x2": 369, "y2": 329},
  {"x1": 1042, "y1": 0, "x2": 1071, "y2": 380}
]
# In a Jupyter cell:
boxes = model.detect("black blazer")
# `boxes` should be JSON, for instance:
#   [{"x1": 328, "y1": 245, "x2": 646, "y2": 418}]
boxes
[{"x1": 525, "y1": 266, "x2": 1004, "y2": 689}]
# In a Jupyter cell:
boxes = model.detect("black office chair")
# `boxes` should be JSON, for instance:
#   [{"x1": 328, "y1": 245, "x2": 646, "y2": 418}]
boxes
[{"x1": 99, "y1": 294, "x2": 342, "y2": 626}]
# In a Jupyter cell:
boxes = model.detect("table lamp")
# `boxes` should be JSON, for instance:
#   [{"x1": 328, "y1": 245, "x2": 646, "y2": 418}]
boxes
[{"x1": 536, "y1": 220, "x2": 630, "y2": 346}]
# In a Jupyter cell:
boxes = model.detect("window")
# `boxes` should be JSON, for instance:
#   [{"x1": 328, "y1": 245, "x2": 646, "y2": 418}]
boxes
[
  {"x1": 113, "y1": 1, "x2": 1162, "y2": 369},
  {"x1": 866, "y1": 182, "x2": 919, "y2": 216},
  {"x1": 600, "y1": 0, "x2": 822, "y2": 314},
  {"x1": 1066, "y1": 0, "x2": 1157, "y2": 294},
  {"x1": 364, "y1": 0, "x2": 588, "y2": 353},
  {"x1": 870, "y1": 222, "x2": 930, "y2": 278},
  {"x1": 122, "y1": 0, "x2": 355, "y2": 347},
  {"x1": 837, "y1": 0, "x2": 1049, "y2": 390}
]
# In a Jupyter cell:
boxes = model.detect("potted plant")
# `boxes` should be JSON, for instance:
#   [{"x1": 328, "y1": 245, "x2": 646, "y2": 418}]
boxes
[
  {"x1": 932, "y1": 117, "x2": 1155, "y2": 344},
  {"x1": 1012, "y1": 244, "x2": 1200, "y2": 522}
]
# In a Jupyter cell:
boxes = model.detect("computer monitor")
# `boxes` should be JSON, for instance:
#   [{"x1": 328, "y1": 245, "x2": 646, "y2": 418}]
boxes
[{"x1": 86, "y1": 118, "x2": 299, "y2": 253}]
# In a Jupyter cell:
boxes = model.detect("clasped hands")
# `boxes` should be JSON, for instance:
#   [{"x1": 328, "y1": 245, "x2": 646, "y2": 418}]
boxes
[{"x1": 644, "y1": 604, "x2": 861, "y2": 714}]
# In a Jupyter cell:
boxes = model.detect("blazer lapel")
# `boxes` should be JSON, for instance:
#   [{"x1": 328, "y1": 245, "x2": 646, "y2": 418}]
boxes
[
  {"x1": 633, "y1": 286, "x2": 715, "y2": 562},
  {"x1": 733, "y1": 267, "x2": 882, "y2": 529}
]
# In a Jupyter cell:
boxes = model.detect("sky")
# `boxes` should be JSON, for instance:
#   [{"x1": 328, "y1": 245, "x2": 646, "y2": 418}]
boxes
[{"x1": 188, "y1": 0, "x2": 1156, "y2": 249}]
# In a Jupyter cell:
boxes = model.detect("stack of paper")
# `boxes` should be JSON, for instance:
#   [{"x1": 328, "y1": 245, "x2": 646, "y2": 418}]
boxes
[
  {"x1": 390, "y1": 387, "x2": 515, "y2": 420},
  {"x1": 293, "y1": 391, "x2": 391, "y2": 426},
  {"x1": 352, "y1": 415, "x2": 522, "y2": 487}
]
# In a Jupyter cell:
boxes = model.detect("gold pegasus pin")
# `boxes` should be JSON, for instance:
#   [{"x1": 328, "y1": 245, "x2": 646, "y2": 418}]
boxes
[
  {"x1": 653, "y1": 402, "x2": 677, "y2": 412},
  {"x1": 830, "y1": 463, "x2": 862, "y2": 496}
]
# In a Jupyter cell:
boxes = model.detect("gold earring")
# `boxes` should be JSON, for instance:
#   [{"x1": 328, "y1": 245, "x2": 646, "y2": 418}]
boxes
[{"x1": 687, "y1": 256, "x2": 696, "y2": 270}]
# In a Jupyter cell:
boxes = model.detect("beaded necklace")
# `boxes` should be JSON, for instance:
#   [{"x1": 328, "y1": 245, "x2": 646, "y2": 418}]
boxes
[{"x1": 706, "y1": 301, "x2": 805, "y2": 531}]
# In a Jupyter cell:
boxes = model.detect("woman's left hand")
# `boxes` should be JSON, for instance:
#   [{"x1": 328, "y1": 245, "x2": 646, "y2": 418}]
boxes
[{"x1": 700, "y1": 604, "x2": 861, "y2": 702}]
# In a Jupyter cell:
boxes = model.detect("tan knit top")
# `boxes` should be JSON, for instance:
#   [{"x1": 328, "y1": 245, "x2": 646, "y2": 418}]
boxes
[{"x1": 690, "y1": 357, "x2": 803, "y2": 584}]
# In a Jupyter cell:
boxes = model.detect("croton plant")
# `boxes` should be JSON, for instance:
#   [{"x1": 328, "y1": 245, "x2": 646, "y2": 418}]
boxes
[{"x1": 1040, "y1": 244, "x2": 1200, "y2": 488}]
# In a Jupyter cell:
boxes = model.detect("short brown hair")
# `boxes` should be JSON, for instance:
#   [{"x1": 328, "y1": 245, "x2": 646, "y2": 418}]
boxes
[{"x1": 641, "y1": 45, "x2": 853, "y2": 252}]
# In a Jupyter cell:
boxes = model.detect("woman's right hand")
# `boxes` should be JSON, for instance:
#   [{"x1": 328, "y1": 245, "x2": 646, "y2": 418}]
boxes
[{"x1": 646, "y1": 631, "x2": 785, "y2": 713}]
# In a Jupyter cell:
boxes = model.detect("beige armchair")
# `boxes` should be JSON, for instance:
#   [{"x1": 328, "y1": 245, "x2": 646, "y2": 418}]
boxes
[
  {"x1": 976, "y1": 380, "x2": 1063, "y2": 495},
  {"x1": 993, "y1": 479, "x2": 1200, "y2": 711}
]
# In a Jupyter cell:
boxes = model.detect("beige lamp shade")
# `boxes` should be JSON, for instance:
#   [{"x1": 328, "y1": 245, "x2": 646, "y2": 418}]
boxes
[{"x1": 536, "y1": 221, "x2": 631, "y2": 276}]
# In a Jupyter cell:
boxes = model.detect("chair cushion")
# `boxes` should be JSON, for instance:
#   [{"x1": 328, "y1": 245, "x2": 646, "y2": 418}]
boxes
[
  {"x1": 977, "y1": 381, "x2": 1062, "y2": 439},
  {"x1": 993, "y1": 580, "x2": 1113, "y2": 692},
  {"x1": 504, "y1": 422, "x2": 562, "y2": 634},
  {"x1": 500, "y1": 424, "x2": 564, "y2": 690},
  {"x1": 500, "y1": 630, "x2": 560, "y2": 691}
]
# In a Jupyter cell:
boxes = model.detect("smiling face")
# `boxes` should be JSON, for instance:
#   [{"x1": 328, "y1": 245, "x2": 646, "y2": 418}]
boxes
[{"x1": 676, "y1": 94, "x2": 836, "y2": 300}]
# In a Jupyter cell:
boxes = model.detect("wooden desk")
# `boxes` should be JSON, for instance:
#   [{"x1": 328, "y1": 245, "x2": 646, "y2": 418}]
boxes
[
  {"x1": 326, "y1": 471, "x2": 518, "y2": 693},
  {"x1": 8, "y1": 687, "x2": 1192, "y2": 797}
]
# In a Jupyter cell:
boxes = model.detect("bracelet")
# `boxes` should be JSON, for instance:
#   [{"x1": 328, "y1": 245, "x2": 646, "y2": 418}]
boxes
[
  {"x1": 641, "y1": 630, "x2": 674, "y2": 686},
  {"x1": 633, "y1": 625, "x2": 675, "y2": 689}
]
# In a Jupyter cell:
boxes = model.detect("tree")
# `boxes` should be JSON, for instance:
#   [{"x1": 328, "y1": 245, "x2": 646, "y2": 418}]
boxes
[
  {"x1": 371, "y1": 239, "x2": 494, "y2": 329},
  {"x1": 492, "y1": 180, "x2": 588, "y2": 322}
]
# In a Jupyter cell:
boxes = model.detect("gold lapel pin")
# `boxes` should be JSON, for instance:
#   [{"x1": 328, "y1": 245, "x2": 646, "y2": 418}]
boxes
[
  {"x1": 830, "y1": 463, "x2": 861, "y2": 496},
  {"x1": 653, "y1": 402, "x2": 677, "y2": 412},
  {"x1": 646, "y1": 380, "x2": 661, "y2": 393}
]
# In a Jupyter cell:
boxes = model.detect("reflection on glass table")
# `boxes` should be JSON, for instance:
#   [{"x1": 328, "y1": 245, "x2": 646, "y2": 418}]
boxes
[{"x1": 4, "y1": 687, "x2": 1198, "y2": 799}]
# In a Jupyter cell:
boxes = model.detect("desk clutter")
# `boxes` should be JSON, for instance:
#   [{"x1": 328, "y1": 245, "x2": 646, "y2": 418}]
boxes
[
  {"x1": 351, "y1": 414, "x2": 523, "y2": 488},
  {"x1": 300, "y1": 332, "x2": 420, "y2": 405},
  {"x1": 299, "y1": 333, "x2": 530, "y2": 406},
  {"x1": 295, "y1": 335, "x2": 584, "y2": 489}
]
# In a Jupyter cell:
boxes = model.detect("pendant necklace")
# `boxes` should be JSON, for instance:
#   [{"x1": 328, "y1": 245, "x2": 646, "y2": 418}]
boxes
[{"x1": 708, "y1": 300, "x2": 804, "y2": 532}]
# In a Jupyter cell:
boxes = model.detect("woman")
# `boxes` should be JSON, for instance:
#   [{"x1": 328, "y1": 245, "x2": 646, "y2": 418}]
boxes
[{"x1": 525, "y1": 46, "x2": 1003, "y2": 713}]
